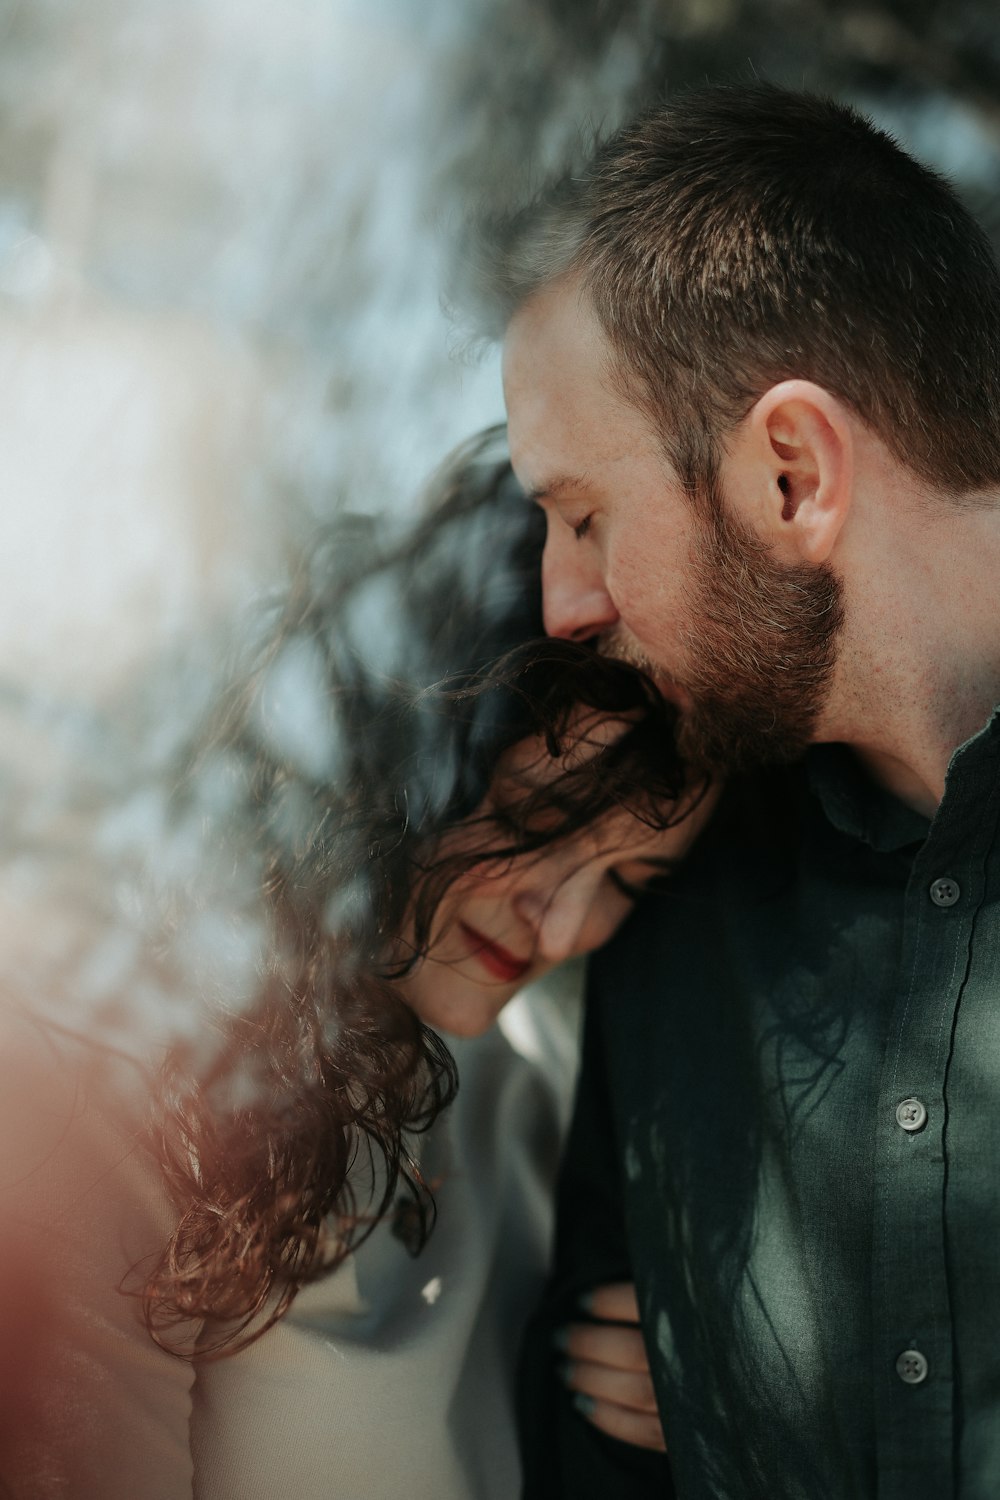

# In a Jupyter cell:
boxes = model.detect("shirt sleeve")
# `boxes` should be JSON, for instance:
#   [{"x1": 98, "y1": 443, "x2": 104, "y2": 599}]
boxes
[
  {"x1": 516, "y1": 975, "x2": 677, "y2": 1500},
  {"x1": 0, "y1": 1008, "x2": 198, "y2": 1500}
]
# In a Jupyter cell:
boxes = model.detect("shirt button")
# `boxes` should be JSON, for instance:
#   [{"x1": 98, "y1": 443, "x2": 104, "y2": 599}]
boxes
[
  {"x1": 896, "y1": 1097, "x2": 928, "y2": 1133},
  {"x1": 896, "y1": 1349, "x2": 929, "y2": 1385},
  {"x1": 929, "y1": 876, "x2": 960, "y2": 907}
]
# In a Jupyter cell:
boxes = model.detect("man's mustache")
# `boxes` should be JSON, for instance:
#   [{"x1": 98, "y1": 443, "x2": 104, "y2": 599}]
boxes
[{"x1": 596, "y1": 627, "x2": 669, "y2": 690}]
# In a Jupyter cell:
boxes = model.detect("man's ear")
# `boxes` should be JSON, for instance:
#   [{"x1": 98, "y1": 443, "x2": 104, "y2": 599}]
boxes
[{"x1": 726, "y1": 380, "x2": 853, "y2": 565}]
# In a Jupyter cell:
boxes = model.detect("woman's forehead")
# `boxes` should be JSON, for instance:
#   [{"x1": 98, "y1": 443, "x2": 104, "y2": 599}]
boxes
[
  {"x1": 580, "y1": 780, "x2": 719, "y2": 863},
  {"x1": 499, "y1": 709, "x2": 635, "y2": 784}
]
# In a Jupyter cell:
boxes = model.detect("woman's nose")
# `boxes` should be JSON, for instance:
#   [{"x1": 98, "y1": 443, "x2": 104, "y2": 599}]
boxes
[
  {"x1": 541, "y1": 524, "x2": 619, "y2": 643},
  {"x1": 512, "y1": 878, "x2": 594, "y2": 965}
]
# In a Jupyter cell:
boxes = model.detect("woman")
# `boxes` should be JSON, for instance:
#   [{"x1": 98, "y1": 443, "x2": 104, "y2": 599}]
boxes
[{"x1": 0, "y1": 430, "x2": 710, "y2": 1497}]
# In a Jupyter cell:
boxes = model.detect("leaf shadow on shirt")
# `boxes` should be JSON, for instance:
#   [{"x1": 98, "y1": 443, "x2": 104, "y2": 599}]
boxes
[{"x1": 606, "y1": 768, "x2": 882, "y2": 1500}]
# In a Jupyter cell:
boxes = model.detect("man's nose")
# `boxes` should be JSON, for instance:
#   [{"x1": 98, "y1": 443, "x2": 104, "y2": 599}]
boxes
[{"x1": 541, "y1": 523, "x2": 619, "y2": 642}]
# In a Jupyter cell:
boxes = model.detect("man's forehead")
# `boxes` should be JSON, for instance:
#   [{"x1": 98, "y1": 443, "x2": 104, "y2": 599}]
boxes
[
  {"x1": 503, "y1": 277, "x2": 604, "y2": 391},
  {"x1": 502, "y1": 280, "x2": 648, "y2": 488}
]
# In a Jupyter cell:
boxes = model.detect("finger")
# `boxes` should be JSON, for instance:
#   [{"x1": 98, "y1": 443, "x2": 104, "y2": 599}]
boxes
[
  {"x1": 561, "y1": 1356, "x2": 658, "y2": 1415},
  {"x1": 584, "y1": 1282, "x2": 640, "y2": 1324},
  {"x1": 561, "y1": 1319, "x2": 648, "y2": 1372},
  {"x1": 573, "y1": 1393, "x2": 668, "y2": 1454}
]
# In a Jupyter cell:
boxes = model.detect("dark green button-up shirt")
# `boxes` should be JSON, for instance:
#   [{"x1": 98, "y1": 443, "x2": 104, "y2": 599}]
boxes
[{"x1": 520, "y1": 715, "x2": 1000, "y2": 1500}]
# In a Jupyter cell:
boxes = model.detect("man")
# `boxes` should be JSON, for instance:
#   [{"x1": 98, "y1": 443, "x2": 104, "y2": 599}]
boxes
[{"x1": 497, "y1": 83, "x2": 1000, "y2": 1498}]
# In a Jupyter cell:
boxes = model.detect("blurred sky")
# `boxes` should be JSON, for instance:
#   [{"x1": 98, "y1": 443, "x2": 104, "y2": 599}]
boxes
[{"x1": 0, "y1": 0, "x2": 503, "y2": 700}]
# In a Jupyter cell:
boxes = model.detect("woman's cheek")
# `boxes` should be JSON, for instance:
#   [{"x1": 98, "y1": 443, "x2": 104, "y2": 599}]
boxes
[{"x1": 580, "y1": 894, "x2": 633, "y2": 955}]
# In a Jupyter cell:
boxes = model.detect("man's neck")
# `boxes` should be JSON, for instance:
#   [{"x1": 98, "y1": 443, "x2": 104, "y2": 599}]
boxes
[{"x1": 819, "y1": 497, "x2": 1000, "y2": 816}]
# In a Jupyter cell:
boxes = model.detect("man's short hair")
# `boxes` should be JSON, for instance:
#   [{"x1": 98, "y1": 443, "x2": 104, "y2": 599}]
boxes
[{"x1": 491, "y1": 82, "x2": 1000, "y2": 501}]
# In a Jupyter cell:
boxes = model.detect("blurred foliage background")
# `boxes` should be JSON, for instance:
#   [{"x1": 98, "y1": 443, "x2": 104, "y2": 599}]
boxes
[
  {"x1": 0, "y1": 0, "x2": 997, "y2": 697},
  {"x1": 0, "y1": 0, "x2": 997, "y2": 1038}
]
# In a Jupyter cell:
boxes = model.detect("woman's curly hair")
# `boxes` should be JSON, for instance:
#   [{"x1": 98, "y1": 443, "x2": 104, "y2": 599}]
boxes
[{"x1": 142, "y1": 427, "x2": 701, "y2": 1357}]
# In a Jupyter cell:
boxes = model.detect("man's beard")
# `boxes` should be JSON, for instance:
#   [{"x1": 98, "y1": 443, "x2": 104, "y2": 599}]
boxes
[{"x1": 606, "y1": 484, "x2": 844, "y2": 776}]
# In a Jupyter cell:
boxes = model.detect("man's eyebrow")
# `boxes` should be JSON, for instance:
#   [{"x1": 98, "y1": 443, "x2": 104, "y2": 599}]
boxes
[{"x1": 522, "y1": 474, "x2": 594, "y2": 506}]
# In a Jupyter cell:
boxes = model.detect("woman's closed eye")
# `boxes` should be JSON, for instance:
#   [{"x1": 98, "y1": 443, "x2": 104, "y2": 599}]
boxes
[
  {"x1": 606, "y1": 865, "x2": 679, "y2": 901},
  {"x1": 571, "y1": 514, "x2": 593, "y2": 541}
]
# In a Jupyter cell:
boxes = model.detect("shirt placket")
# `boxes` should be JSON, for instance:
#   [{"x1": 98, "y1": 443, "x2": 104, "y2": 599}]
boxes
[{"x1": 871, "y1": 809, "x2": 984, "y2": 1499}]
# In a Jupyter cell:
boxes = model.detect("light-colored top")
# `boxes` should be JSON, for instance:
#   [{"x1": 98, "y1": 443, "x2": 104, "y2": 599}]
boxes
[{"x1": 0, "y1": 982, "x2": 580, "y2": 1499}]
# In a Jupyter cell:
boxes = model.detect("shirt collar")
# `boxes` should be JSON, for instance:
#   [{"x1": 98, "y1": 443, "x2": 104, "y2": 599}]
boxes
[
  {"x1": 806, "y1": 708, "x2": 1000, "y2": 853},
  {"x1": 806, "y1": 744, "x2": 928, "y2": 852}
]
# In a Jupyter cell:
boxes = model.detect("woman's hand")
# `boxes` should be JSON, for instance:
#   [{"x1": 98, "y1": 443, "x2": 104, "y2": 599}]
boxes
[{"x1": 555, "y1": 1281, "x2": 667, "y2": 1452}]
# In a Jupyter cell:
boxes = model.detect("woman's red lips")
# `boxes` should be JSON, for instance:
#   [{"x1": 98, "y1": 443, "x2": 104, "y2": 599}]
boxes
[{"x1": 459, "y1": 922, "x2": 531, "y2": 983}]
